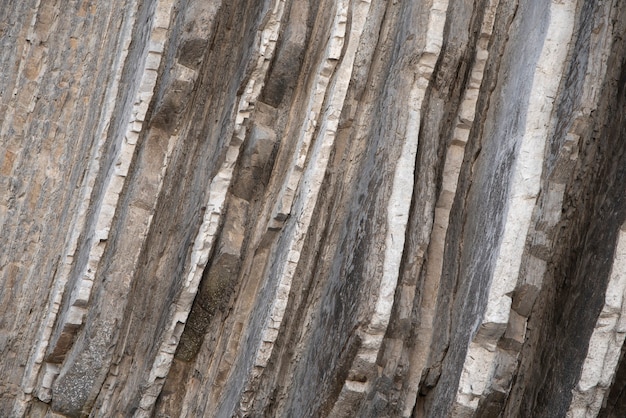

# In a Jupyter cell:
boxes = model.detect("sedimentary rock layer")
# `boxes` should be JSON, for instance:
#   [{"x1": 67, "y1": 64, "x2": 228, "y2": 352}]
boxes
[{"x1": 1, "y1": 0, "x2": 626, "y2": 417}]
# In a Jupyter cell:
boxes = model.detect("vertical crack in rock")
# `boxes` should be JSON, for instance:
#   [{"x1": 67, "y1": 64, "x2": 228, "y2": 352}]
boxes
[
  {"x1": 326, "y1": 0, "x2": 451, "y2": 416},
  {"x1": 414, "y1": 0, "x2": 553, "y2": 416},
  {"x1": 130, "y1": 1, "x2": 287, "y2": 416},
  {"x1": 570, "y1": 225, "x2": 626, "y2": 416},
  {"x1": 235, "y1": 1, "x2": 373, "y2": 415},
  {"x1": 504, "y1": 0, "x2": 626, "y2": 415},
  {"x1": 395, "y1": 1, "x2": 500, "y2": 416},
  {"x1": 454, "y1": 0, "x2": 576, "y2": 414}
]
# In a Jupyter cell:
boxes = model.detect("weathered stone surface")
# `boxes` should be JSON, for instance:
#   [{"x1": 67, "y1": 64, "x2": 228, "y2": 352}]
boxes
[{"x1": 2, "y1": 0, "x2": 626, "y2": 417}]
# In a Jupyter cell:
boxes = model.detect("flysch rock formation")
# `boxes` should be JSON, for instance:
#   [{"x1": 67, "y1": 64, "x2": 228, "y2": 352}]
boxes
[{"x1": 1, "y1": 0, "x2": 626, "y2": 416}]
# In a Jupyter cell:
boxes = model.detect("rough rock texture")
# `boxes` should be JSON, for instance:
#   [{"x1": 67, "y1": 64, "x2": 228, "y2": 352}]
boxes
[{"x1": 2, "y1": 0, "x2": 626, "y2": 417}]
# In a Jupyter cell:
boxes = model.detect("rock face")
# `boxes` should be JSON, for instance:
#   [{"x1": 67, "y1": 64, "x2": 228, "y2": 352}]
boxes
[{"x1": 1, "y1": 0, "x2": 626, "y2": 416}]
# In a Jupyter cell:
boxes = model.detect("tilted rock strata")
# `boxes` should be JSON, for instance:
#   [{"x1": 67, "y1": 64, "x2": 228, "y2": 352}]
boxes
[{"x1": 1, "y1": 0, "x2": 626, "y2": 417}]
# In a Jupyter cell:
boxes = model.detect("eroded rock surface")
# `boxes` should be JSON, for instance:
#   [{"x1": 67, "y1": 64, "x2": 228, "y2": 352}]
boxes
[{"x1": 1, "y1": 0, "x2": 626, "y2": 417}]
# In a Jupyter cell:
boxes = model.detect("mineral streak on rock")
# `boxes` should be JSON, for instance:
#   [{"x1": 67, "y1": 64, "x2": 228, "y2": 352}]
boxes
[{"x1": 2, "y1": 0, "x2": 626, "y2": 417}]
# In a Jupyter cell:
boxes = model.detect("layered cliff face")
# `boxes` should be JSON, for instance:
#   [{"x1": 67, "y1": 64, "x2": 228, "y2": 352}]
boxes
[{"x1": 1, "y1": 0, "x2": 626, "y2": 417}]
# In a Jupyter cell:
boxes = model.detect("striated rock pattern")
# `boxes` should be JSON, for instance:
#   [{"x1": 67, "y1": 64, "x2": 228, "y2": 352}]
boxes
[{"x1": 1, "y1": 0, "x2": 626, "y2": 417}]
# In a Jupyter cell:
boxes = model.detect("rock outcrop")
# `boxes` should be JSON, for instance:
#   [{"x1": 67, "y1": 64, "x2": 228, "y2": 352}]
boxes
[{"x1": 2, "y1": 0, "x2": 626, "y2": 417}]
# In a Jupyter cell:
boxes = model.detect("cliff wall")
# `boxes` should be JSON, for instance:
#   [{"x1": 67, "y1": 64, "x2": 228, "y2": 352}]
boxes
[{"x1": 1, "y1": 0, "x2": 626, "y2": 417}]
